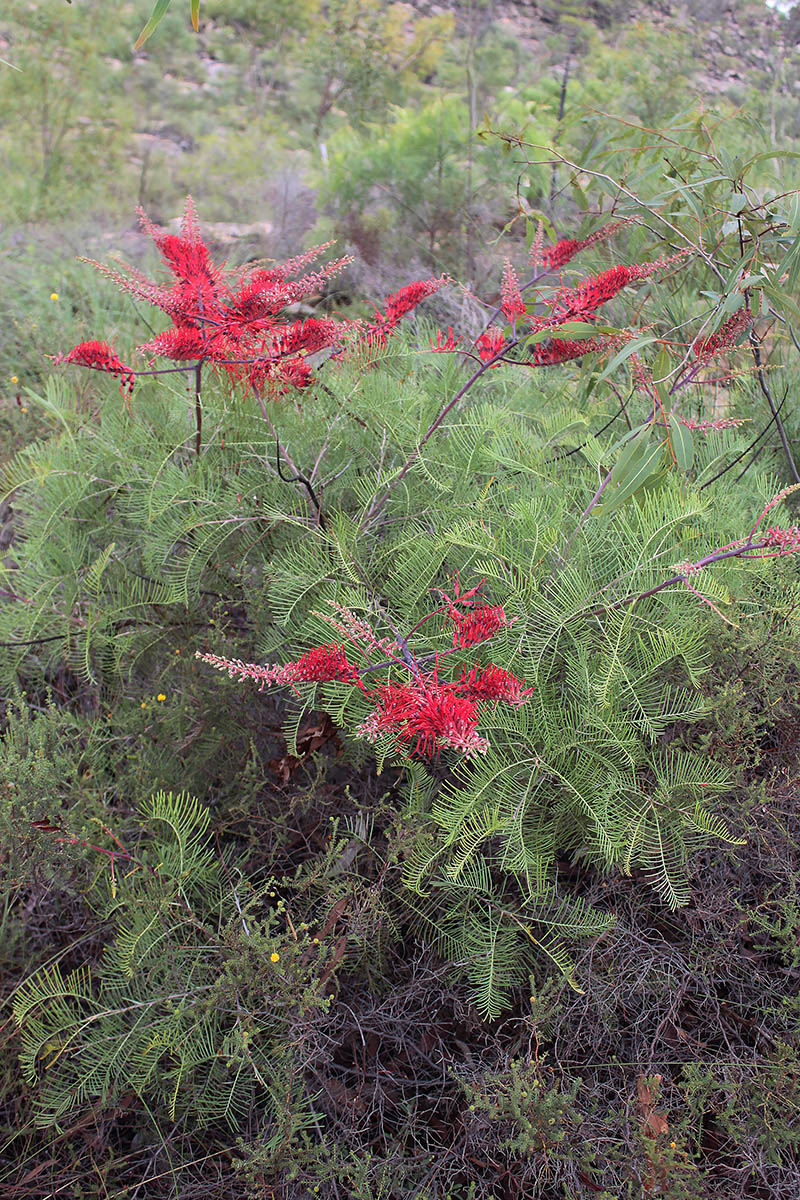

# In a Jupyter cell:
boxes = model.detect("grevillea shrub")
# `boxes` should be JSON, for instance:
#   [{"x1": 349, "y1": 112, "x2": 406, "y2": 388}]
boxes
[{"x1": 4, "y1": 195, "x2": 800, "y2": 1025}]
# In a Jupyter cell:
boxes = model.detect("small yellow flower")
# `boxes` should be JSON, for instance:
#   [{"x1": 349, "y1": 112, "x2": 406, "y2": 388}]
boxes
[
  {"x1": 141, "y1": 702, "x2": 147, "y2": 709},
  {"x1": 270, "y1": 952, "x2": 280, "y2": 963},
  {"x1": 11, "y1": 375, "x2": 18, "y2": 384},
  {"x1": 156, "y1": 693, "x2": 166, "y2": 702},
  {"x1": 670, "y1": 1142, "x2": 677, "y2": 1149},
  {"x1": 50, "y1": 292, "x2": 59, "y2": 301},
  {"x1": 20, "y1": 406, "x2": 27, "y2": 413}
]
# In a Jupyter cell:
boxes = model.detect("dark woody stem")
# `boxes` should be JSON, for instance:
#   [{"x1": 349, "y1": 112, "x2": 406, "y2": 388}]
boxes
[{"x1": 194, "y1": 360, "x2": 203, "y2": 458}]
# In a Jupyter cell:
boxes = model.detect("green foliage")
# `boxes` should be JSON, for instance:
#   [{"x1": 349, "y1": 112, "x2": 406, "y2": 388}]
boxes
[
  {"x1": 460, "y1": 1055, "x2": 580, "y2": 1157},
  {"x1": 322, "y1": 96, "x2": 539, "y2": 274},
  {"x1": 4, "y1": 262, "x2": 798, "y2": 1021},
  {"x1": 12, "y1": 788, "x2": 328, "y2": 1134},
  {"x1": 134, "y1": 0, "x2": 201, "y2": 51}
]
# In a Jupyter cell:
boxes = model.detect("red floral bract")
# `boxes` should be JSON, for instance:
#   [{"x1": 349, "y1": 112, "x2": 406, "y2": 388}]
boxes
[
  {"x1": 58, "y1": 197, "x2": 447, "y2": 400},
  {"x1": 198, "y1": 580, "x2": 533, "y2": 761}
]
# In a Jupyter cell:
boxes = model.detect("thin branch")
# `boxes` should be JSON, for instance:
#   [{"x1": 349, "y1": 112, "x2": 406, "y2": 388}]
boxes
[
  {"x1": 362, "y1": 338, "x2": 515, "y2": 529},
  {"x1": 275, "y1": 441, "x2": 327, "y2": 531},
  {"x1": 699, "y1": 387, "x2": 789, "y2": 491}
]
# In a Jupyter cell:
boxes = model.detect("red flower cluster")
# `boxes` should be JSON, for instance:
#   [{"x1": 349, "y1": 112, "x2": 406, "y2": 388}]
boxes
[
  {"x1": 760, "y1": 526, "x2": 800, "y2": 555},
  {"x1": 692, "y1": 307, "x2": 751, "y2": 360},
  {"x1": 364, "y1": 277, "x2": 447, "y2": 347},
  {"x1": 357, "y1": 676, "x2": 490, "y2": 759},
  {"x1": 59, "y1": 198, "x2": 446, "y2": 399},
  {"x1": 198, "y1": 583, "x2": 532, "y2": 761},
  {"x1": 437, "y1": 571, "x2": 513, "y2": 648},
  {"x1": 476, "y1": 327, "x2": 506, "y2": 364},
  {"x1": 459, "y1": 664, "x2": 533, "y2": 708},
  {"x1": 501, "y1": 260, "x2": 526, "y2": 322},
  {"x1": 56, "y1": 340, "x2": 135, "y2": 397},
  {"x1": 538, "y1": 220, "x2": 630, "y2": 271}
]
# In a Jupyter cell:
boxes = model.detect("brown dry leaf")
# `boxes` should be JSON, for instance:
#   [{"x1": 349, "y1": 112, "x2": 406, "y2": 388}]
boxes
[
  {"x1": 319, "y1": 934, "x2": 348, "y2": 989},
  {"x1": 269, "y1": 714, "x2": 341, "y2": 782},
  {"x1": 299, "y1": 896, "x2": 350, "y2": 966},
  {"x1": 268, "y1": 753, "x2": 301, "y2": 784},
  {"x1": 636, "y1": 1075, "x2": 669, "y2": 1137},
  {"x1": 636, "y1": 1074, "x2": 670, "y2": 1193}
]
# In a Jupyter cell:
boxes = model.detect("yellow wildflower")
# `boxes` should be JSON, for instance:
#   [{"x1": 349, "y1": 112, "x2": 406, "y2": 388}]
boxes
[
  {"x1": 270, "y1": 952, "x2": 280, "y2": 963},
  {"x1": 156, "y1": 693, "x2": 166, "y2": 702}
]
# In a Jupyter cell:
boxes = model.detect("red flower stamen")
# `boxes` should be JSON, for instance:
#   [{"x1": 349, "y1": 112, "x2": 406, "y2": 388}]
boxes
[
  {"x1": 693, "y1": 308, "x2": 751, "y2": 360},
  {"x1": 540, "y1": 220, "x2": 629, "y2": 271},
  {"x1": 501, "y1": 260, "x2": 526, "y2": 322},
  {"x1": 459, "y1": 664, "x2": 533, "y2": 708},
  {"x1": 476, "y1": 327, "x2": 506, "y2": 364},
  {"x1": 56, "y1": 341, "x2": 135, "y2": 396}
]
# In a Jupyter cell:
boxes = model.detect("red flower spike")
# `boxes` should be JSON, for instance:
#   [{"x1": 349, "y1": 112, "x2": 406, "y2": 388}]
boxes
[
  {"x1": 692, "y1": 307, "x2": 751, "y2": 360},
  {"x1": 362, "y1": 276, "x2": 447, "y2": 347},
  {"x1": 547, "y1": 264, "x2": 633, "y2": 323},
  {"x1": 459, "y1": 664, "x2": 533, "y2": 708},
  {"x1": 318, "y1": 601, "x2": 398, "y2": 657},
  {"x1": 139, "y1": 327, "x2": 208, "y2": 361},
  {"x1": 630, "y1": 353, "x2": 654, "y2": 396},
  {"x1": 196, "y1": 643, "x2": 365, "y2": 693},
  {"x1": 543, "y1": 252, "x2": 690, "y2": 328},
  {"x1": 358, "y1": 677, "x2": 489, "y2": 759},
  {"x1": 275, "y1": 317, "x2": 345, "y2": 358},
  {"x1": 384, "y1": 278, "x2": 446, "y2": 324},
  {"x1": 56, "y1": 341, "x2": 135, "y2": 396},
  {"x1": 450, "y1": 604, "x2": 509, "y2": 648},
  {"x1": 679, "y1": 416, "x2": 747, "y2": 431},
  {"x1": 626, "y1": 250, "x2": 690, "y2": 281},
  {"x1": 476, "y1": 327, "x2": 506, "y2": 365},
  {"x1": 761, "y1": 526, "x2": 800, "y2": 555},
  {"x1": 541, "y1": 220, "x2": 629, "y2": 272},
  {"x1": 501, "y1": 260, "x2": 526, "y2": 322},
  {"x1": 289, "y1": 644, "x2": 365, "y2": 689},
  {"x1": 273, "y1": 241, "x2": 337, "y2": 280},
  {"x1": 431, "y1": 326, "x2": 459, "y2": 353},
  {"x1": 529, "y1": 220, "x2": 545, "y2": 270},
  {"x1": 531, "y1": 336, "x2": 606, "y2": 366},
  {"x1": 275, "y1": 356, "x2": 314, "y2": 393},
  {"x1": 195, "y1": 651, "x2": 296, "y2": 692}
]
